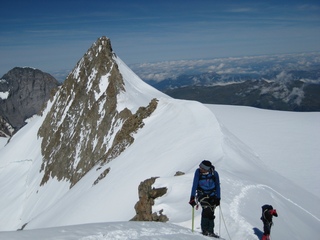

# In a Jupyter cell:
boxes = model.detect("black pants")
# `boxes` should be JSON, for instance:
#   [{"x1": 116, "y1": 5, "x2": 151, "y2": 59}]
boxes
[
  {"x1": 199, "y1": 195, "x2": 216, "y2": 234},
  {"x1": 262, "y1": 220, "x2": 272, "y2": 235}
]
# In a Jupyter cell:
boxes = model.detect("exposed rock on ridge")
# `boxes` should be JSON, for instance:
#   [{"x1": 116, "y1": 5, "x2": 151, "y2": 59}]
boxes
[
  {"x1": 38, "y1": 36, "x2": 158, "y2": 187},
  {"x1": 0, "y1": 67, "x2": 59, "y2": 134},
  {"x1": 0, "y1": 116, "x2": 13, "y2": 138},
  {"x1": 131, "y1": 177, "x2": 168, "y2": 222}
]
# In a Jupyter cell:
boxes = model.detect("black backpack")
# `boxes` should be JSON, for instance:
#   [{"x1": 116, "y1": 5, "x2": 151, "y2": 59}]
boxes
[
  {"x1": 197, "y1": 166, "x2": 217, "y2": 195},
  {"x1": 261, "y1": 204, "x2": 273, "y2": 220}
]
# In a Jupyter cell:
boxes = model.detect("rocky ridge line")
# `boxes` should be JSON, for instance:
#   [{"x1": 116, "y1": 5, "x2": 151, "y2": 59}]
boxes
[{"x1": 38, "y1": 37, "x2": 158, "y2": 187}]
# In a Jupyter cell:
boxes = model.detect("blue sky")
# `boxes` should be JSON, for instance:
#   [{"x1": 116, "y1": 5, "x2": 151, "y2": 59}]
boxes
[{"x1": 1, "y1": 0, "x2": 320, "y2": 76}]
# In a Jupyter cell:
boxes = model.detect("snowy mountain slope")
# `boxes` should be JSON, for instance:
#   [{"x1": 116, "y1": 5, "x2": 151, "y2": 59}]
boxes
[
  {"x1": 0, "y1": 137, "x2": 7, "y2": 148},
  {"x1": 115, "y1": 56, "x2": 168, "y2": 112},
  {"x1": 207, "y1": 104, "x2": 320, "y2": 198},
  {"x1": 1, "y1": 104, "x2": 319, "y2": 239},
  {"x1": 0, "y1": 103, "x2": 71, "y2": 230},
  {"x1": 0, "y1": 222, "x2": 210, "y2": 240},
  {"x1": 152, "y1": 106, "x2": 320, "y2": 240},
  {"x1": 16, "y1": 97, "x2": 224, "y2": 229},
  {"x1": 0, "y1": 36, "x2": 224, "y2": 231},
  {"x1": 0, "y1": 36, "x2": 319, "y2": 239}
]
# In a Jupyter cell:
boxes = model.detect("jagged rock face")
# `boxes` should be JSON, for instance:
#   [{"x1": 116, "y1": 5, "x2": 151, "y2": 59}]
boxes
[
  {"x1": 0, "y1": 116, "x2": 13, "y2": 138},
  {"x1": 131, "y1": 177, "x2": 168, "y2": 222},
  {"x1": 0, "y1": 67, "x2": 59, "y2": 133},
  {"x1": 38, "y1": 36, "x2": 158, "y2": 187}
]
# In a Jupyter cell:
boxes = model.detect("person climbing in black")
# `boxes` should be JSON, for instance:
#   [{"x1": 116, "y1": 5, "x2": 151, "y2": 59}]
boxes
[
  {"x1": 260, "y1": 204, "x2": 278, "y2": 240},
  {"x1": 189, "y1": 160, "x2": 221, "y2": 238}
]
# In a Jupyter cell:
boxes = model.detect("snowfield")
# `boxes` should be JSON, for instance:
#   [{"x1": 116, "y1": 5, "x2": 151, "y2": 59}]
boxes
[
  {"x1": 1, "y1": 104, "x2": 319, "y2": 239},
  {"x1": 0, "y1": 222, "x2": 215, "y2": 240},
  {"x1": 0, "y1": 53, "x2": 319, "y2": 239},
  {"x1": 208, "y1": 104, "x2": 320, "y2": 197}
]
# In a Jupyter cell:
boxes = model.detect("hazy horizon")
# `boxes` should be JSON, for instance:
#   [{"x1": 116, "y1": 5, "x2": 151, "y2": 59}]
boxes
[{"x1": 1, "y1": 0, "x2": 319, "y2": 77}]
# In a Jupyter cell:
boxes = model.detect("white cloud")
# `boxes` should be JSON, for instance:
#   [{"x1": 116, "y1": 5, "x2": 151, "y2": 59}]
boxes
[{"x1": 130, "y1": 52, "x2": 320, "y2": 82}]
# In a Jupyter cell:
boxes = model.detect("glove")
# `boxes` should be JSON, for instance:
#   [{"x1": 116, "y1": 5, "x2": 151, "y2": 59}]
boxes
[
  {"x1": 214, "y1": 197, "x2": 220, "y2": 206},
  {"x1": 271, "y1": 209, "x2": 278, "y2": 217},
  {"x1": 189, "y1": 196, "x2": 196, "y2": 207}
]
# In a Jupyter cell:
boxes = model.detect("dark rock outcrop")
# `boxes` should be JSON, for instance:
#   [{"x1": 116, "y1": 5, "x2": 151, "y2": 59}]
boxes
[
  {"x1": 131, "y1": 177, "x2": 168, "y2": 222},
  {"x1": 0, "y1": 67, "x2": 60, "y2": 134},
  {"x1": 174, "y1": 171, "x2": 185, "y2": 176},
  {"x1": 0, "y1": 116, "x2": 13, "y2": 138},
  {"x1": 93, "y1": 167, "x2": 110, "y2": 185}
]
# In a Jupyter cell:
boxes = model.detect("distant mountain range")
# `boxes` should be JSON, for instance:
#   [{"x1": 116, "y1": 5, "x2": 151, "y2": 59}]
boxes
[
  {"x1": 163, "y1": 79, "x2": 320, "y2": 111},
  {"x1": 138, "y1": 53, "x2": 320, "y2": 111}
]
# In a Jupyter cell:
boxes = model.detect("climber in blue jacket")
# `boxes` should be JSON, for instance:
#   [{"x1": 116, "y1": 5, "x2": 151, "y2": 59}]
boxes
[{"x1": 189, "y1": 160, "x2": 221, "y2": 237}]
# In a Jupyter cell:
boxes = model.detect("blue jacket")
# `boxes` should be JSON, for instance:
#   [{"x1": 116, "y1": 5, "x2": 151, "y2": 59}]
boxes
[{"x1": 190, "y1": 168, "x2": 220, "y2": 199}]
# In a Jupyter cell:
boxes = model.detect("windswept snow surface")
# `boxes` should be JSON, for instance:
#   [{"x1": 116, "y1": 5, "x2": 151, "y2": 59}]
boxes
[
  {"x1": 0, "y1": 137, "x2": 8, "y2": 148},
  {"x1": 0, "y1": 222, "x2": 210, "y2": 240},
  {"x1": 115, "y1": 56, "x2": 168, "y2": 113},
  {"x1": 0, "y1": 103, "x2": 319, "y2": 239},
  {"x1": 207, "y1": 104, "x2": 320, "y2": 198}
]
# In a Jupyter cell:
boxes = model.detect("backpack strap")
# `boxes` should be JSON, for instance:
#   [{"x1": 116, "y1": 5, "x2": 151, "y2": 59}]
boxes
[{"x1": 197, "y1": 168, "x2": 217, "y2": 196}]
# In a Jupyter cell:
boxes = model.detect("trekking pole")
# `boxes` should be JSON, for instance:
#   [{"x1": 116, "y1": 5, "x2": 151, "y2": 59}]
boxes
[
  {"x1": 219, "y1": 205, "x2": 221, "y2": 236},
  {"x1": 192, "y1": 203, "x2": 199, "y2": 232},
  {"x1": 192, "y1": 206, "x2": 195, "y2": 232}
]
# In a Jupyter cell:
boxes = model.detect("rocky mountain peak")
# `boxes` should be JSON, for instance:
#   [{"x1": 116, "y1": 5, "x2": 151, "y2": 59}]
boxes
[
  {"x1": 0, "y1": 67, "x2": 59, "y2": 135},
  {"x1": 38, "y1": 37, "x2": 158, "y2": 187}
]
